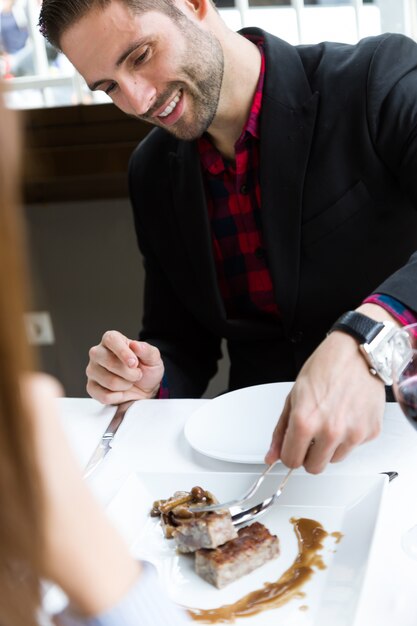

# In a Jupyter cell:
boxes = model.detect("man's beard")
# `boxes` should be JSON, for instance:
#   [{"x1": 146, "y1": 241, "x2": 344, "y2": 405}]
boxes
[{"x1": 138, "y1": 18, "x2": 224, "y2": 140}]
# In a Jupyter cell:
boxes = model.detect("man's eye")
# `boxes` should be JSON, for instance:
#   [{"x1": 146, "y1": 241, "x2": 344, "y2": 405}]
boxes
[
  {"x1": 134, "y1": 49, "x2": 150, "y2": 66},
  {"x1": 105, "y1": 82, "x2": 117, "y2": 95}
]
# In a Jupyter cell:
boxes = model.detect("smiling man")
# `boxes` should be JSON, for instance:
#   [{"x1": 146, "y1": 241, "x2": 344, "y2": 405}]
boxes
[
  {"x1": 58, "y1": 0, "x2": 226, "y2": 140},
  {"x1": 39, "y1": 0, "x2": 417, "y2": 474}
]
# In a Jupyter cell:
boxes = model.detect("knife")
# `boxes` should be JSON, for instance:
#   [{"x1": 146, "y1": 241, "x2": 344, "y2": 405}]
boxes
[{"x1": 83, "y1": 400, "x2": 134, "y2": 479}]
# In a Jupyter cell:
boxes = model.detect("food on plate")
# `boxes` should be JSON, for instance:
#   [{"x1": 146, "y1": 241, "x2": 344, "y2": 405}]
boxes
[
  {"x1": 172, "y1": 509, "x2": 238, "y2": 553},
  {"x1": 150, "y1": 485, "x2": 222, "y2": 539},
  {"x1": 195, "y1": 521, "x2": 280, "y2": 589},
  {"x1": 188, "y1": 518, "x2": 333, "y2": 621},
  {"x1": 150, "y1": 486, "x2": 280, "y2": 589}
]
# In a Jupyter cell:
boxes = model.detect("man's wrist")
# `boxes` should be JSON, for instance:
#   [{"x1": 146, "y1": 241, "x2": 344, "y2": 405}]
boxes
[
  {"x1": 356, "y1": 302, "x2": 401, "y2": 328},
  {"x1": 328, "y1": 309, "x2": 399, "y2": 386}
]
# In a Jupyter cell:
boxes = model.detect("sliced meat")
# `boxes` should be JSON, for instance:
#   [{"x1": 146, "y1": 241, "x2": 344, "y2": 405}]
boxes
[
  {"x1": 173, "y1": 510, "x2": 238, "y2": 553},
  {"x1": 195, "y1": 522, "x2": 280, "y2": 588}
]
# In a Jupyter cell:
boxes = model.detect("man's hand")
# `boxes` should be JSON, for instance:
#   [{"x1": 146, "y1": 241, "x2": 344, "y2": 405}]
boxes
[
  {"x1": 86, "y1": 330, "x2": 164, "y2": 404},
  {"x1": 265, "y1": 328, "x2": 387, "y2": 473}
]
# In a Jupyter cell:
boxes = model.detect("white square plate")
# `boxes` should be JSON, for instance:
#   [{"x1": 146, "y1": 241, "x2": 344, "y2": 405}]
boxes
[{"x1": 106, "y1": 471, "x2": 387, "y2": 626}]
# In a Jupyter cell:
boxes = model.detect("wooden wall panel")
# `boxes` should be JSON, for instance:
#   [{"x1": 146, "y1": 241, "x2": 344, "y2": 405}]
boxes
[{"x1": 21, "y1": 103, "x2": 151, "y2": 203}]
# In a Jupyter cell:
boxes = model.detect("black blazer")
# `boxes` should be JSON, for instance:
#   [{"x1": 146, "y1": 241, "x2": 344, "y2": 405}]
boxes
[{"x1": 129, "y1": 30, "x2": 417, "y2": 397}]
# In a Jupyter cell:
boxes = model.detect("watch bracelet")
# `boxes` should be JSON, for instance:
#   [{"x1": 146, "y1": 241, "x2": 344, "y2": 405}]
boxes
[{"x1": 328, "y1": 310, "x2": 395, "y2": 385}]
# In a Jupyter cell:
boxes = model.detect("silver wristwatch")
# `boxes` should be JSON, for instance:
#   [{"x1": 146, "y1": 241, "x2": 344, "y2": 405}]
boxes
[{"x1": 329, "y1": 311, "x2": 399, "y2": 385}]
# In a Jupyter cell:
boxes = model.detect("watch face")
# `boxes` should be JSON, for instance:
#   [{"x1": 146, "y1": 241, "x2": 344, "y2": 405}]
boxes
[
  {"x1": 363, "y1": 324, "x2": 400, "y2": 386},
  {"x1": 372, "y1": 341, "x2": 394, "y2": 385},
  {"x1": 391, "y1": 330, "x2": 413, "y2": 378}
]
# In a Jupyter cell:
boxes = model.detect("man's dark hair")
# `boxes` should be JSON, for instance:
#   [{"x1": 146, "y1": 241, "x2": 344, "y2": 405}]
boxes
[{"x1": 39, "y1": 0, "x2": 187, "y2": 50}]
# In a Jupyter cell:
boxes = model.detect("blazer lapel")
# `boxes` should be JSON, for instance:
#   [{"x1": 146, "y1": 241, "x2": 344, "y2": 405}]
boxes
[
  {"x1": 169, "y1": 141, "x2": 226, "y2": 325},
  {"x1": 259, "y1": 31, "x2": 319, "y2": 332}
]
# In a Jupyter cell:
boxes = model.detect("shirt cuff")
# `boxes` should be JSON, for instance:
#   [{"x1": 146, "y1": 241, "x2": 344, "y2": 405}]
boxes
[
  {"x1": 156, "y1": 373, "x2": 169, "y2": 399},
  {"x1": 363, "y1": 294, "x2": 417, "y2": 326},
  {"x1": 54, "y1": 561, "x2": 190, "y2": 626}
]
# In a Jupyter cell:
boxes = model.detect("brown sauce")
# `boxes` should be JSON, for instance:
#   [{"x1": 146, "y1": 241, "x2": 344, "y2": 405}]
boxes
[
  {"x1": 187, "y1": 517, "x2": 340, "y2": 623},
  {"x1": 331, "y1": 531, "x2": 343, "y2": 544}
]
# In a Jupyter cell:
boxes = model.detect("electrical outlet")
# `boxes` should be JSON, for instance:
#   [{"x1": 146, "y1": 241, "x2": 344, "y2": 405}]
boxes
[{"x1": 24, "y1": 311, "x2": 55, "y2": 346}]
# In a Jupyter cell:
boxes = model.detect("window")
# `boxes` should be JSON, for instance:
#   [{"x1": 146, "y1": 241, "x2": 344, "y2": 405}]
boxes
[
  {"x1": 1, "y1": 0, "x2": 107, "y2": 108},
  {"x1": 2, "y1": 0, "x2": 415, "y2": 109}
]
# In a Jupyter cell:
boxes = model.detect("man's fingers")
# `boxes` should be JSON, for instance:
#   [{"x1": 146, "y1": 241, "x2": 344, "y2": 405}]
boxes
[
  {"x1": 101, "y1": 330, "x2": 139, "y2": 368},
  {"x1": 86, "y1": 380, "x2": 138, "y2": 405},
  {"x1": 330, "y1": 419, "x2": 381, "y2": 464},
  {"x1": 329, "y1": 442, "x2": 354, "y2": 464},
  {"x1": 280, "y1": 405, "x2": 365, "y2": 472},
  {"x1": 86, "y1": 331, "x2": 143, "y2": 404},
  {"x1": 87, "y1": 333, "x2": 164, "y2": 404},
  {"x1": 280, "y1": 406, "x2": 382, "y2": 472},
  {"x1": 87, "y1": 346, "x2": 142, "y2": 383},
  {"x1": 129, "y1": 340, "x2": 162, "y2": 366},
  {"x1": 278, "y1": 411, "x2": 317, "y2": 469},
  {"x1": 300, "y1": 436, "x2": 339, "y2": 474},
  {"x1": 86, "y1": 360, "x2": 142, "y2": 391},
  {"x1": 265, "y1": 394, "x2": 291, "y2": 465}
]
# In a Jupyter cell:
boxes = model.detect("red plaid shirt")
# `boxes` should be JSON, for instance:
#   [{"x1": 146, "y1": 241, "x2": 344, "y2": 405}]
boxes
[{"x1": 198, "y1": 44, "x2": 279, "y2": 321}]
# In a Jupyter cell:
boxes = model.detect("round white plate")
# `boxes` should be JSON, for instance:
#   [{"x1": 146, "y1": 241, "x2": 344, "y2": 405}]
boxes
[{"x1": 184, "y1": 381, "x2": 294, "y2": 463}]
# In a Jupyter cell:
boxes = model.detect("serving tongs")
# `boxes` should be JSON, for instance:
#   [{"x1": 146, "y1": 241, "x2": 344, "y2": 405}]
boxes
[
  {"x1": 189, "y1": 462, "x2": 293, "y2": 526},
  {"x1": 229, "y1": 470, "x2": 293, "y2": 525},
  {"x1": 189, "y1": 469, "x2": 396, "y2": 527}
]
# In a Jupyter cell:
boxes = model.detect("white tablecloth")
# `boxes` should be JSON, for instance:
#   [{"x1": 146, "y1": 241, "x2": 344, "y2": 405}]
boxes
[{"x1": 57, "y1": 397, "x2": 417, "y2": 625}]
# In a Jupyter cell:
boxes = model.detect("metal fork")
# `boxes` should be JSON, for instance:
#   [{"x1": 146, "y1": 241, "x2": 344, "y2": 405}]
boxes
[
  {"x1": 229, "y1": 469, "x2": 293, "y2": 525},
  {"x1": 188, "y1": 460, "x2": 283, "y2": 514}
]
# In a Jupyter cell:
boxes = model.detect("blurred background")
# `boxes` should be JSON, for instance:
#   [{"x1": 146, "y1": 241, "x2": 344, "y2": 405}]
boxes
[{"x1": 8, "y1": 0, "x2": 417, "y2": 397}]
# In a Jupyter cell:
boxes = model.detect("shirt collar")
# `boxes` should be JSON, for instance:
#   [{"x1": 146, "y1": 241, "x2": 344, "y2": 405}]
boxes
[{"x1": 198, "y1": 38, "x2": 265, "y2": 175}]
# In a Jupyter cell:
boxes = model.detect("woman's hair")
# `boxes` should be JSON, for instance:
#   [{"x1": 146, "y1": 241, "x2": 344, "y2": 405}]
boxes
[{"x1": 0, "y1": 91, "x2": 45, "y2": 626}]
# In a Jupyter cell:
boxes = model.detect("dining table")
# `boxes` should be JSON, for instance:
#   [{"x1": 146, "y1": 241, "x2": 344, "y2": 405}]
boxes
[{"x1": 53, "y1": 393, "x2": 417, "y2": 626}]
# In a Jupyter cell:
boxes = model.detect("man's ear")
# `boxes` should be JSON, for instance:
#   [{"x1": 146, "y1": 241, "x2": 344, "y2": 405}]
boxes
[{"x1": 177, "y1": 0, "x2": 210, "y2": 21}]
